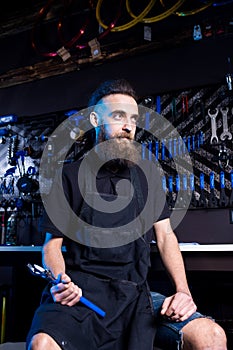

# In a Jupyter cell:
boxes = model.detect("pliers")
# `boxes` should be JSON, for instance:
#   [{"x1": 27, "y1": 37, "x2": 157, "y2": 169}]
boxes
[{"x1": 27, "y1": 263, "x2": 106, "y2": 317}]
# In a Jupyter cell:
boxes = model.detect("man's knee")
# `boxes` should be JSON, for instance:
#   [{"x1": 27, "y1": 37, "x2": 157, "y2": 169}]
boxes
[
  {"x1": 28, "y1": 333, "x2": 61, "y2": 350},
  {"x1": 182, "y1": 318, "x2": 227, "y2": 350}
]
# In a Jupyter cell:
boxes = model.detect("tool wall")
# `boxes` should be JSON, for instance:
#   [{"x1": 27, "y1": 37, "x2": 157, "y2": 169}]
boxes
[
  {"x1": 138, "y1": 81, "x2": 233, "y2": 211},
  {"x1": 0, "y1": 81, "x2": 232, "y2": 246},
  {"x1": 0, "y1": 113, "x2": 65, "y2": 246}
]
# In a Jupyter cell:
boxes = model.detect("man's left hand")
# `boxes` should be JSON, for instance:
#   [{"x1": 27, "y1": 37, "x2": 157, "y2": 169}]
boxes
[{"x1": 161, "y1": 292, "x2": 197, "y2": 322}]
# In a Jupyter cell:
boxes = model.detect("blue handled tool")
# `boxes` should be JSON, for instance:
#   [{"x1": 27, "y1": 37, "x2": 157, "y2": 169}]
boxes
[
  {"x1": 219, "y1": 171, "x2": 229, "y2": 207},
  {"x1": 27, "y1": 263, "x2": 106, "y2": 318}
]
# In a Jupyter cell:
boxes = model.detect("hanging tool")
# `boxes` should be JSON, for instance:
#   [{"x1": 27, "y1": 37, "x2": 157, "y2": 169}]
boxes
[
  {"x1": 173, "y1": 138, "x2": 177, "y2": 159},
  {"x1": 181, "y1": 173, "x2": 189, "y2": 208},
  {"x1": 198, "y1": 173, "x2": 207, "y2": 207},
  {"x1": 229, "y1": 170, "x2": 233, "y2": 207},
  {"x1": 167, "y1": 175, "x2": 175, "y2": 208},
  {"x1": 187, "y1": 136, "x2": 191, "y2": 153},
  {"x1": 189, "y1": 173, "x2": 198, "y2": 208},
  {"x1": 0, "y1": 199, "x2": 9, "y2": 245},
  {"x1": 168, "y1": 138, "x2": 173, "y2": 160},
  {"x1": 141, "y1": 143, "x2": 147, "y2": 160},
  {"x1": 174, "y1": 174, "x2": 188, "y2": 208},
  {"x1": 226, "y1": 57, "x2": 233, "y2": 91},
  {"x1": 161, "y1": 139, "x2": 166, "y2": 161},
  {"x1": 148, "y1": 141, "x2": 153, "y2": 161},
  {"x1": 156, "y1": 96, "x2": 161, "y2": 114},
  {"x1": 199, "y1": 131, "x2": 204, "y2": 146},
  {"x1": 7, "y1": 134, "x2": 19, "y2": 166},
  {"x1": 208, "y1": 172, "x2": 218, "y2": 208},
  {"x1": 27, "y1": 263, "x2": 106, "y2": 318},
  {"x1": 0, "y1": 210, "x2": 6, "y2": 245},
  {"x1": 218, "y1": 145, "x2": 229, "y2": 169},
  {"x1": 177, "y1": 137, "x2": 182, "y2": 156},
  {"x1": 191, "y1": 135, "x2": 196, "y2": 152},
  {"x1": 175, "y1": 174, "x2": 182, "y2": 208},
  {"x1": 144, "y1": 111, "x2": 150, "y2": 130},
  {"x1": 220, "y1": 107, "x2": 232, "y2": 141},
  {"x1": 182, "y1": 136, "x2": 186, "y2": 154},
  {"x1": 154, "y1": 140, "x2": 159, "y2": 161},
  {"x1": 171, "y1": 97, "x2": 177, "y2": 123},
  {"x1": 193, "y1": 98, "x2": 206, "y2": 124},
  {"x1": 181, "y1": 94, "x2": 189, "y2": 121},
  {"x1": 208, "y1": 108, "x2": 219, "y2": 144},
  {"x1": 219, "y1": 171, "x2": 229, "y2": 207},
  {"x1": 162, "y1": 175, "x2": 167, "y2": 194}
]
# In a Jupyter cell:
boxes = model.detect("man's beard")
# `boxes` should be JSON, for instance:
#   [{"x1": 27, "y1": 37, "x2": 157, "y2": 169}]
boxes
[{"x1": 95, "y1": 129, "x2": 141, "y2": 168}]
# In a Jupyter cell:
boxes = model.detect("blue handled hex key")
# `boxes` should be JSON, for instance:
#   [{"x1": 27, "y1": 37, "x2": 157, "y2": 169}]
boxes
[{"x1": 27, "y1": 263, "x2": 106, "y2": 318}]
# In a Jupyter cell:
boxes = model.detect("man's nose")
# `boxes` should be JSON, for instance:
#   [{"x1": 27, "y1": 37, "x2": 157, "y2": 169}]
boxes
[{"x1": 122, "y1": 119, "x2": 133, "y2": 133}]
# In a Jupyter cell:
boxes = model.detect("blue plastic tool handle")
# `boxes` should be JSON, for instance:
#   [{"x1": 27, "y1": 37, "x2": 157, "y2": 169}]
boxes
[{"x1": 80, "y1": 296, "x2": 106, "y2": 317}]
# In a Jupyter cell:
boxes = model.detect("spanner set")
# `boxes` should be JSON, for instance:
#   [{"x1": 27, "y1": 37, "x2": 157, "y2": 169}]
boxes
[{"x1": 208, "y1": 107, "x2": 232, "y2": 144}]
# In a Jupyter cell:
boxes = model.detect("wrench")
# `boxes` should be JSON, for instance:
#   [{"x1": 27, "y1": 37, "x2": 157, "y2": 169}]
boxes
[
  {"x1": 220, "y1": 107, "x2": 232, "y2": 141},
  {"x1": 208, "y1": 108, "x2": 219, "y2": 144}
]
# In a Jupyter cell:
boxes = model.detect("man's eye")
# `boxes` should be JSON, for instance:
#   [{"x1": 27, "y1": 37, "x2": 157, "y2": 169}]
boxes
[
  {"x1": 113, "y1": 114, "x2": 122, "y2": 120},
  {"x1": 131, "y1": 116, "x2": 137, "y2": 124}
]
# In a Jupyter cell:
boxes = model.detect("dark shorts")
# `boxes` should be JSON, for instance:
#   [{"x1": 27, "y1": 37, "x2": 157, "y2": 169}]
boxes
[
  {"x1": 151, "y1": 292, "x2": 213, "y2": 350},
  {"x1": 26, "y1": 290, "x2": 212, "y2": 350}
]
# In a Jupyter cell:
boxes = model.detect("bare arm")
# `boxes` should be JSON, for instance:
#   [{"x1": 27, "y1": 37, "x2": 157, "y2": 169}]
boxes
[
  {"x1": 42, "y1": 233, "x2": 82, "y2": 306},
  {"x1": 42, "y1": 233, "x2": 65, "y2": 278},
  {"x1": 153, "y1": 218, "x2": 197, "y2": 321},
  {"x1": 154, "y1": 218, "x2": 190, "y2": 294}
]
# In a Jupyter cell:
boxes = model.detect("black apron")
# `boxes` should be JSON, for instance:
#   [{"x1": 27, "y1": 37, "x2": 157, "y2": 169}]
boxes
[{"x1": 28, "y1": 164, "x2": 156, "y2": 350}]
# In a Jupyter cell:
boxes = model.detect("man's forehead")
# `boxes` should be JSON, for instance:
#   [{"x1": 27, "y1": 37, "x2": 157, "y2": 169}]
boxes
[{"x1": 95, "y1": 94, "x2": 138, "y2": 114}]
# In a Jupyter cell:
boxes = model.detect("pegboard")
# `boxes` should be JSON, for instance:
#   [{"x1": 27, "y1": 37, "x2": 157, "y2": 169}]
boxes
[
  {"x1": 0, "y1": 110, "x2": 91, "y2": 245},
  {"x1": 137, "y1": 82, "x2": 233, "y2": 210},
  {"x1": 0, "y1": 112, "x2": 65, "y2": 245}
]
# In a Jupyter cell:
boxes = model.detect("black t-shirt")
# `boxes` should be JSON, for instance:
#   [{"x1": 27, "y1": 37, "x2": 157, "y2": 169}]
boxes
[
  {"x1": 41, "y1": 156, "x2": 170, "y2": 241},
  {"x1": 41, "y1": 155, "x2": 170, "y2": 278}
]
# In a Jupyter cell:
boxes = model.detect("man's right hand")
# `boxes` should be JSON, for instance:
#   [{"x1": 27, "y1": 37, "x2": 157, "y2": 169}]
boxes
[{"x1": 50, "y1": 273, "x2": 83, "y2": 307}]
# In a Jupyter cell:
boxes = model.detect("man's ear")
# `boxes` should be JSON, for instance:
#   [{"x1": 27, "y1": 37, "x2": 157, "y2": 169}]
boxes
[{"x1": 90, "y1": 112, "x2": 98, "y2": 127}]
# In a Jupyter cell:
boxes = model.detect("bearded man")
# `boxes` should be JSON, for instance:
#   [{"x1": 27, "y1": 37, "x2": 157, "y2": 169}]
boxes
[{"x1": 27, "y1": 79, "x2": 227, "y2": 350}]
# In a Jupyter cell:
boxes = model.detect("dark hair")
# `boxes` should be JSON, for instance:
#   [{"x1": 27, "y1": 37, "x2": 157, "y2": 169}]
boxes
[{"x1": 88, "y1": 79, "x2": 137, "y2": 108}]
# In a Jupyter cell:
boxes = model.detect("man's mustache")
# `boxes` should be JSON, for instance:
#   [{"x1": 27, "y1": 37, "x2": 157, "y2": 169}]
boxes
[{"x1": 113, "y1": 134, "x2": 133, "y2": 140}]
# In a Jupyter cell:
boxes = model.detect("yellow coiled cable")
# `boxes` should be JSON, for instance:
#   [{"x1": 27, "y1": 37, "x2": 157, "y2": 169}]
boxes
[
  {"x1": 96, "y1": 0, "x2": 156, "y2": 32},
  {"x1": 160, "y1": 0, "x2": 213, "y2": 16},
  {"x1": 127, "y1": 0, "x2": 185, "y2": 23}
]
